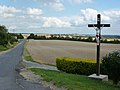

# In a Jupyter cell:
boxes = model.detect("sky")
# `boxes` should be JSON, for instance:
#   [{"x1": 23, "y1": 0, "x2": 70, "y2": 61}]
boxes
[{"x1": 0, "y1": 0, "x2": 120, "y2": 35}]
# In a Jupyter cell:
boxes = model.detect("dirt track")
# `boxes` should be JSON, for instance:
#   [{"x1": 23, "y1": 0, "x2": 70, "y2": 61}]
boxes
[{"x1": 26, "y1": 40, "x2": 120, "y2": 65}]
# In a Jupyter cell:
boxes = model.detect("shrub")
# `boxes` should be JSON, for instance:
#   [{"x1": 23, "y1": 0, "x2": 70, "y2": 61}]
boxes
[
  {"x1": 56, "y1": 57, "x2": 101, "y2": 75},
  {"x1": 102, "y1": 50, "x2": 120, "y2": 85}
]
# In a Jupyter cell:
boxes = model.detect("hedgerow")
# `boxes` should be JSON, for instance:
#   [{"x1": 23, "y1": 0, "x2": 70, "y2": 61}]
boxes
[
  {"x1": 56, "y1": 57, "x2": 105, "y2": 75},
  {"x1": 56, "y1": 57, "x2": 106, "y2": 75}
]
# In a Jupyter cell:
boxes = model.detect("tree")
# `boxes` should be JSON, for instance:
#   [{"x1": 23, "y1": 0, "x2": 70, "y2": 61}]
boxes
[
  {"x1": 0, "y1": 25, "x2": 8, "y2": 33},
  {"x1": 102, "y1": 50, "x2": 120, "y2": 85},
  {"x1": 0, "y1": 25, "x2": 8, "y2": 46},
  {"x1": 17, "y1": 34, "x2": 24, "y2": 39},
  {"x1": 0, "y1": 25, "x2": 18, "y2": 46},
  {"x1": 27, "y1": 33, "x2": 34, "y2": 39}
]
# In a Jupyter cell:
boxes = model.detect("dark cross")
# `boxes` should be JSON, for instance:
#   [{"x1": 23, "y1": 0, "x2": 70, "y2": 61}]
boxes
[{"x1": 88, "y1": 14, "x2": 110, "y2": 76}]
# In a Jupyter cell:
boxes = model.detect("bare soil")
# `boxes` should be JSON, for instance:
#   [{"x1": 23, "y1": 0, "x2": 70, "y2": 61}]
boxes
[{"x1": 26, "y1": 40, "x2": 120, "y2": 65}]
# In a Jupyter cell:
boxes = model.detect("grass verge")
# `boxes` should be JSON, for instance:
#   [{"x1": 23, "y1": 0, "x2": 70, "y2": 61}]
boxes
[
  {"x1": 0, "y1": 41, "x2": 20, "y2": 52},
  {"x1": 0, "y1": 45, "x2": 9, "y2": 52},
  {"x1": 30, "y1": 68, "x2": 120, "y2": 90},
  {"x1": 23, "y1": 41, "x2": 33, "y2": 62}
]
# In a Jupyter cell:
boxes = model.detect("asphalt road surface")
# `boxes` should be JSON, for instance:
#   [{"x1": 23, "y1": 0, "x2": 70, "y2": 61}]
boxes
[{"x1": 0, "y1": 40, "x2": 50, "y2": 90}]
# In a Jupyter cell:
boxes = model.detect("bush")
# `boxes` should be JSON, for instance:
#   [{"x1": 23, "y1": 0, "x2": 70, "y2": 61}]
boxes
[
  {"x1": 102, "y1": 50, "x2": 120, "y2": 85},
  {"x1": 56, "y1": 57, "x2": 101, "y2": 75}
]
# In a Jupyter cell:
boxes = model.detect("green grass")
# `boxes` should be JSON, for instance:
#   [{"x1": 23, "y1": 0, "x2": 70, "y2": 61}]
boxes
[
  {"x1": 23, "y1": 41, "x2": 33, "y2": 62},
  {"x1": 0, "y1": 45, "x2": 9, "y2": 52},
  {"x1": 0, "y1": 42, "x2": 19, "y2": 52},
  {"x1": 30, "y1": 68, "x2": 120, "y2": 90}
]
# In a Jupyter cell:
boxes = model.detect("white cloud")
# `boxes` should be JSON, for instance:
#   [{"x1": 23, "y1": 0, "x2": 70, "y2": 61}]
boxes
[
  {"x1": 52, "y1": 2, "x2": 64, "y2": 11},
  {"x1": 80, "y1": 8, "x2": 98, "y2": 21},
  {"x1": 83, "y1": 0, "x2": 92, "y2": 3},
  {"x1": 33, "y1": 0, "x2": 64, "y2": 11},
  {"x1": 103, "y1": 10, "x2": 120, "y2": 18},
  {"x1": 42, "y1": 17, "x2": 71, "y2": 28},
  {"x1": 70, "y1": 16, "x2": 86, "y2": 26},
  {"x1": 27, "y1": 25, "x2": 42, "y2": 29},
  {"x1": 34, "y1": 8, "x2": 120, "y2": 29},
  {"x1": 80, "y1": 8, "x2": 110, "y2": 22},
  {"x1": 26, "y1": 8, "x2": 42, "y2": 15},
  {"x1": 11, "y1": 0, "x2": 64, "y2": 12},
  {"x1": 34, "y1": 0, "x2": 60, "y2": 3},
  {"x1": 8, "y1": 26, "x2": 17, "y2": 30},
  {"x1": 0, "y1": 5, "x2": 21, "y2": 13},
  {"x1": 0, "y1": 5, "x2": 21, "y2": 18},
  {"x1": 18, "y1": 16, "x2": 26, "y2": 19},
  {"x1": 0, "y1": 13, "x2": 14, "y2": 18},
  {"x1": 1, "y1": 4, "x2": 120, "y2": 34},
  {"x1": 71, "y1": 0, "x2": 93, "y2": 4}
]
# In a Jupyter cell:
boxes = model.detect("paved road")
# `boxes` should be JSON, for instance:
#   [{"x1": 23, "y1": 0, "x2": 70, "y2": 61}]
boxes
[
  {"x1": 23, "y1": 60, "x2": 58, "y2": 71},
  {"x1": 0, "y1": 40, "x2": 50, "y2": 90}
]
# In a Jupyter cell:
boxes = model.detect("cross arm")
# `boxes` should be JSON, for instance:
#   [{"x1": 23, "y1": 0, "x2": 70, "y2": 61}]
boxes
[
  {"x1": 88, "y1": 24, "x2": 110, "y2": 27},
  {"x1": 101, "y1": 24, "x2": 110, "y2": 27},
  {"x1": 88, "y1": 24, "x2": 97, "y2": 27}
]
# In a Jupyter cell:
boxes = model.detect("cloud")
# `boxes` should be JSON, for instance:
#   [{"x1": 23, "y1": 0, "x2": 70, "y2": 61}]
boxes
[
  {"x1": 8, "y1": 26, "x2": 17, "y2": 30},
  {"x1": 26, "y1": 8, "x2": 42, "y2": 15},
  {"x1": 42, "y1": 17, "x2": 71, "y2": 28},
  {"x1": 80, "y1": 8, "x2": 110, "y2": 22},
  {"x1": 0, "y1": 13, "x2": 14, "y2": 18},
  {"x1": 103, "y1": 10, "x2": 120, "y2": 18},
  {"x1": 27, "y1": 25, "x2": 42, "y2": 29},
  {"x1": 11, "y1": 0, "x2": 64, "y2": 12},
  {"x1": 25, "y1": 8, "x2": 120, "y2": 30},
  {"x1": 0, "y1": 5, "x2": 21, "y2": 13},
  {"x1": 1, "y1": 4, "x2": 120, "y2": 34},
  {"x1": 70, "y1": 0, "x2": 93, "y2": 4},
  {"x1": 70, "y1": 16, "x2": 86, "y2": 27},
  {"x1": 80, "y1": 8, "x2": 98, "y2": 21},
  {"x1": 33, "y1": 0, "x2": 64, "y2": 11},
  {"x1": 52, "y1": 2, "x2": 64, "y2": 11},
  {"x1": 0, "y1": 5, "x2": 21, "y2": 18},
  {"x1": 33, "y1": 0, "x2": 60, "y2": 3},
  {"x1": 51, "y1": 8, "x2": 117, "y2": 28}
]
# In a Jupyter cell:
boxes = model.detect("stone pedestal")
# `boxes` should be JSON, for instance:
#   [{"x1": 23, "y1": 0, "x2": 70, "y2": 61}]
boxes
[{"x1": 88, "y1": 74, "x2": 108, "y2": 81}]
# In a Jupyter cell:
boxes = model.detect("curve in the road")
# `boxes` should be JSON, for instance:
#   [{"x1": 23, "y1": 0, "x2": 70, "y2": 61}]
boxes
[{"x1": 0, "y1": 40, "x2": 50, "y2": 90}]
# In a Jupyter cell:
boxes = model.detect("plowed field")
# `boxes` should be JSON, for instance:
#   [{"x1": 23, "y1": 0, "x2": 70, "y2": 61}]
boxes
[{"x1": 26, "y1": 40, "x2": 120, "y2": 65}]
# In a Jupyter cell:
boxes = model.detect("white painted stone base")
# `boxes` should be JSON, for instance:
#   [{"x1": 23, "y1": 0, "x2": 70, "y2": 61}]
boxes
[{"x1": 88, "y1": 74, "x2": 108, "y2": 81}]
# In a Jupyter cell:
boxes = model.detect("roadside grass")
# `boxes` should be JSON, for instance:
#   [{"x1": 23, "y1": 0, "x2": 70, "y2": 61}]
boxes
[
  {"x1": 30, "y1": 68, "x2": 120, "y2": 90},
  {"x1": 23, "y1": 41, "x2": 33, "y2": 62},
  {"x1": 0, "y1": 45, "x2": 9, "y2": 52},
  {"x1": 0, "y1": 42, "x2": 19, "y2": 52}
]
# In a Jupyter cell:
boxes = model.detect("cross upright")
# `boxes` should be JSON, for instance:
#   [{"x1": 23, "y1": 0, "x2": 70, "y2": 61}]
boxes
[{"x1": 88, "y1": 14, "x2": 110, "y2": 76}]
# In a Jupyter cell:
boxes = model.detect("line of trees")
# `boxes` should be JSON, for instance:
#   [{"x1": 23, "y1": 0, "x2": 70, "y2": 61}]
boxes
[
  {"x1": 0, "y1": 25, "x2": 24, "y2": 47},
  {"x1": 27, "y1": 33, "x2": 120, "y2": 44}
]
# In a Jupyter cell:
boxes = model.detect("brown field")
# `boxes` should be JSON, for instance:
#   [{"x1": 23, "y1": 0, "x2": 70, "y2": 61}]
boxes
[{"x1": 26, "y1": 40, "x2": 120, "y2": 65}]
